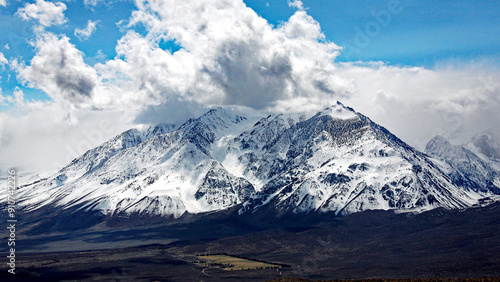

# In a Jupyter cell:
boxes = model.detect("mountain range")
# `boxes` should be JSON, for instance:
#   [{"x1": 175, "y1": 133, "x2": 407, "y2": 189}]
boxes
[{"x1": 3, "y1": 102, "x2": 499, "y2": 222}]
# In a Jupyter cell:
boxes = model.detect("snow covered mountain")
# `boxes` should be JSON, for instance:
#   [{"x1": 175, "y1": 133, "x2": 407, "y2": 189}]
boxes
[
  {"x1": 4, "y1": 102, "x2": 499, "y2": 219},
  {"x1": 236, "y1": 104, "x2": 489, "y2": 215},
  {"x1": 466, "y1": 133, "x2": 500, "y2": 171},
  {"x1": 425, "y1": 135, "x2": 500, "y2": 195}
]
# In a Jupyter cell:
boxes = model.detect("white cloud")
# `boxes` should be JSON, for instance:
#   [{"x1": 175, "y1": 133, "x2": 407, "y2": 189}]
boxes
[
  {"x1": 95, "y1": 30, "x2": 196, "y2": 109},
  {"x1": 0, "y1": 102, "x2": 132, "y2": 174},
  {"x1": 13, "y1": 88, "x2": 24, "y2": 106},
  {"x1": 16, "y1": 0, "x2": 67, "y2": 27},
  {"x1": 120, "y1": 0, "x2": 342, "y2": 109},
  {"x1": 0, "y1": 0, "x2": 6, "y2": 8},
  {"x1": 94, "y1": 49, "x2": 106, "y2": 61},
  {"x1": 4, "y1": 44, "x2": 9, "y2": 51},
  {"x1": 74, "y1": 20, "x2": 99, "y2": 41},
  {"x1": 288, "y1": 0, "x2": 304, "y2": 10},
  {"x1": 0, "y1": 87, "x2": 25, "y2": 106},
  {"x1": 0, "y1": 52, "x2": 7, "y2": 66},
  {"x1": 13, "y1": 32, "x2": 98, "y2": 106}
]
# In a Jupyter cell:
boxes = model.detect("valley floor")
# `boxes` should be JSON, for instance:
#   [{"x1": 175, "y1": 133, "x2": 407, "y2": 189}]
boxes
[{"x1": 1, "y1": 203, "x2": 499, "y2": 281}]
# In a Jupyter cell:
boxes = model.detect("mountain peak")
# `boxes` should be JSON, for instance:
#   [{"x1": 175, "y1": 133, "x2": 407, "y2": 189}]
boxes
[
  {"x1": 317, "y1": 101, "x2": 358, "y2": 120},
  {"x1": 425, "y1": 135, "x2": 452, "y2": 151},
  {"x1": 181, "y1": 107, "x2": 247, "y2": 130},
  {"x1": 469, "y1": 133, "x2": 500, "y2": 161}
]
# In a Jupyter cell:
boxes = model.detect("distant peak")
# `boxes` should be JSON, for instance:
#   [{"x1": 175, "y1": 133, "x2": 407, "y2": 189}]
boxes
[
  {"x1": 471, "y1": 133, "x2": 498, "y2": 146},
  {"x1": 425, "y1": 135, "x2": 452, "y2": 153},
  {"x1": 187, "y1": 107, "x2": 231, "y2": 124},
  {"x1": 470, "y1": 132, "x2": 500, "y2": 160},
  {"x1": 428, "y1": 135, "x2": 451, "y2": 145}
]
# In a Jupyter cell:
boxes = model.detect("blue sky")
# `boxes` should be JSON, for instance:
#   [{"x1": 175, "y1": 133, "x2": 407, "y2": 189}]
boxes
[
  {"x1": 0, "y1": 0, "x2": 499, "y2": 106},
  {"x1": 256, "y1": 0, "x2": 500, "y2": 65}
]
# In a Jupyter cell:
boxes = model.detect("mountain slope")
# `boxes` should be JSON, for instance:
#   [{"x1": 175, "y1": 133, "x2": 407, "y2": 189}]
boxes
[
  {"x1": 425, "y1": 135, "x2": 500, "y2": 195},
  {"x1": 13, "y1": 109, "x2": 257, "y2": 217},
  {"x1": 237, "y1": 103, "x2": 478, "y2": 216}
]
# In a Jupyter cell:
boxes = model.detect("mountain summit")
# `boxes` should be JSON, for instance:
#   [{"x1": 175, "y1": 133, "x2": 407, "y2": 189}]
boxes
[{"x1": 5, "y1": 102, "x2": 499, "y2": 220}]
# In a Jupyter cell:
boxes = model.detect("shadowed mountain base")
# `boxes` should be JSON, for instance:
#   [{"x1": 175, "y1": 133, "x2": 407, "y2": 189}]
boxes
[{"x1": 1, "y1": 203, "x2": 499, "y2": 281}]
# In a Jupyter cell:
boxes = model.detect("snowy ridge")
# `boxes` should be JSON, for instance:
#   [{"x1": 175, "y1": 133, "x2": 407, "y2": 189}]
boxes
[
  {"x1": 465, "y1": 133, "x2": 500, "y2": 171},
  {"x1": 3, "y1": 103, "x2": 498, "y2": 218},
  {"x1": 426, "y1": 135, "x2": 500, "y2": 195}
]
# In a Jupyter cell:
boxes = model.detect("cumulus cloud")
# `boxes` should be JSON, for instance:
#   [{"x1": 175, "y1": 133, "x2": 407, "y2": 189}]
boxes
[
  {"x1": 74, "y1": 20, "x2": 99, "y2": 41},
  {"x1": 94, "y1": 30, "x2": 196, "y2": 109},
  {"x1": 119, "y1": 0, "x2": 344, "y2": 110},
  {"x1": 16, "y1": 0, "x2": 67, "y2": 27},
  {"x1": 15, "y1": 0, "x2": 345, "y2": 113},
  {"x1": 14, "y1": 32, "x2": 98, "y2": 106},
  {"x1": 0, "y1": 0, "x2": 5, "y2": 8}
]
